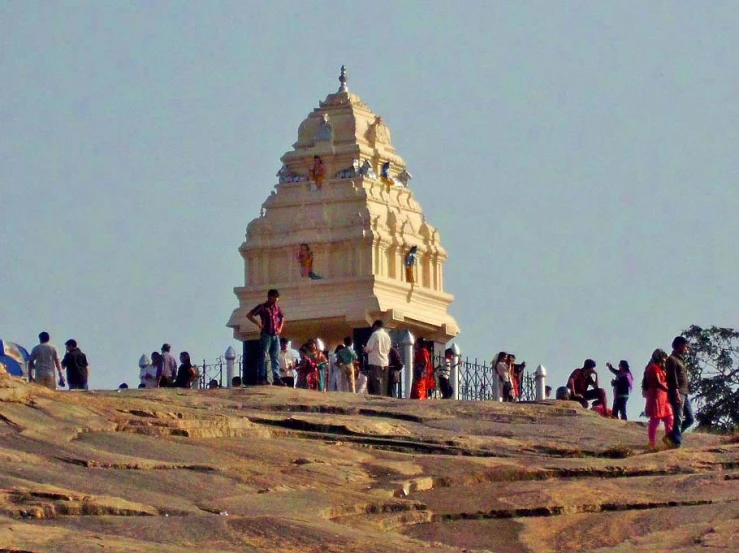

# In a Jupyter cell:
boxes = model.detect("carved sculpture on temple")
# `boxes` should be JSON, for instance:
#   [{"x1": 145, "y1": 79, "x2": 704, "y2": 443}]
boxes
[
  {"x1": 309, "y1": 156, "x2": 326, "y2": 189},
  {"x1": 229, "y1": 66, "x2": 459, "y2": 347}
]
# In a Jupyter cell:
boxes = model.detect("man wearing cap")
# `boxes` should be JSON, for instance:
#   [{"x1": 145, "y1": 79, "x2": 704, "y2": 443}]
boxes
[
  {"x1": 61, "y1": 339, "x2": 89, "y2": 390},
  {"x1": 247, "y1": 289, "x2": 285, "y2": 386},
  {"x1": 567, "y1": 359, "x2": 607, "y2": 409},
  {"x1": 28, "y1": 332, "x2": 64, "y2": 390},
  {"x1": 664, "y1": 336, "x2": 695, "y2": 448}
]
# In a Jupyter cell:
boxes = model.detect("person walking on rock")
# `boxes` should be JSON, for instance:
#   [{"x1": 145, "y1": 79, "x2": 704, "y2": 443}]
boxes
[
  {"x1": 364, "y1": 320, "x2": 391, "y2": 396},
  {"x1": 665, "y1": 336, "x2": 695, "y2": 448},
  {"x1": 247, "y1": 289, "x2": 285, "y2": 386},
  {"x1": 28, "y1": 332, "x2": 64, "y2": 390},
  {"x1": 61, "y1": 339, "x2": 89, "y2": 390},
  {"x1": 644, "y1": 349, "x2": 673, "y2": 449}
]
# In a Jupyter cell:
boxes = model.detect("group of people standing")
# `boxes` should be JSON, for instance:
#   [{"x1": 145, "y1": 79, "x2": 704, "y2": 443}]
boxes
[
  {"x1": 27, "y1": 332, "x2": 89, "y2": 390},
  {"x1": 138, "y1": 343, "x2": 198, "y2": 389},
  {"x1": 562, "y1": 335, "x2": 694, "y2": 449},
  {"x1": 246, "y1": 290, "x2": 453, "y2": 399},
  {"x1": 494, "y1": 352, "x2": 526, "y2": 402}
]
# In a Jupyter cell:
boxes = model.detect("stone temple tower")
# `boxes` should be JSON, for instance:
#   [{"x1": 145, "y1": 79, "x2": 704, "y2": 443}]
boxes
[{"x1": 228, "y1": 67, "x2": 459, "y2": 353}]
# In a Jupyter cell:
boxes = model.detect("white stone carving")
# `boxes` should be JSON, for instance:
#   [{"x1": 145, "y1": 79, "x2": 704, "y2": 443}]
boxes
[
  {"x1": 277, "y1": 164, "x2": 308, "y2": 184},
  {"x1": 335, "y1": 159, "x2": 360, "y2": 179},
  {"x1": 397, "y1": 169, "x2": 413, "y2": 187},
  {"x1": 358, "y1": 160, "x2": 376, "y2": 179},
  {"x1": 314, "y1": 114, "x2": 334, "y2": 142}
]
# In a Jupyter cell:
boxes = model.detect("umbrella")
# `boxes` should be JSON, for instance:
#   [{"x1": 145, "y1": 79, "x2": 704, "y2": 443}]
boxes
[{"x1": 0, "y1": 340, "x2": 30, "y2": 377}]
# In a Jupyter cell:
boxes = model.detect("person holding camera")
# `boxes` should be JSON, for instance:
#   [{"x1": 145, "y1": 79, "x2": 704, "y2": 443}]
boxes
[{"x1": 607, "y1": 360, "x2": 633, "y2": 420}]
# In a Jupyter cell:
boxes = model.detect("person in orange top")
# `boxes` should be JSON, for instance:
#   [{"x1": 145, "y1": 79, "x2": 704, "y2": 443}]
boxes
[
  {"x1": 309, "y1": 156, "x2": 326, "y2": 189},
  {"x1": 644, "y1": 348, "x2": 674, "y2": 449},
  {"x1": 411, "y1": 337, "x2": 431, "y2": 400}
]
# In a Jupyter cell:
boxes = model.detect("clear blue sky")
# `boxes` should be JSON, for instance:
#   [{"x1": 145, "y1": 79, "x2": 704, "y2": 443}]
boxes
[{"x1": 2, "y1": 2, "x2": 737, "y2": 418}]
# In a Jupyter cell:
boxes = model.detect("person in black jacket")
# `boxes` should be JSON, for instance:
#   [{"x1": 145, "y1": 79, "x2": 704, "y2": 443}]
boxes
[
  {"x1": 665, "y1": 336, "x2": 694, "y2": 448},
  {"x1": 607, "y1": 360, "x2": 633, "y2": 420},
  {"x1": 174, "y1": 351, "x2": 198, "y2": 389},
  {"x1": 62, "y1": 339, "x2": 89, "y2": 390}
]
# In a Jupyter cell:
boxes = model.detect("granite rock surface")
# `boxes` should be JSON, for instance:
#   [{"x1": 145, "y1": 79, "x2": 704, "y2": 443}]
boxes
[{"x1": 0, "y1": 375, "x2": 736, "y2": 552}]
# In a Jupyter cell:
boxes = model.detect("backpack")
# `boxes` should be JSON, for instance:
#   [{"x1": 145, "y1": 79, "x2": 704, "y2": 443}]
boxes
[{"x1": 641, "y1": 366, "x2": 649, "y2": 398}]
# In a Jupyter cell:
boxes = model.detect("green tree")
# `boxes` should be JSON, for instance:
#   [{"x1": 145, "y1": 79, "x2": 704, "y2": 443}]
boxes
[{"x1": 681, "y1": 325, "x2": 739, "y2": 432}]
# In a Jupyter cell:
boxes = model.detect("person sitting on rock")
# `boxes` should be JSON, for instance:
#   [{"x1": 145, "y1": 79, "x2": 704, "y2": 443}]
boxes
[{"x1": 566, "y1": 359, "x2": 607, "y2": 409}]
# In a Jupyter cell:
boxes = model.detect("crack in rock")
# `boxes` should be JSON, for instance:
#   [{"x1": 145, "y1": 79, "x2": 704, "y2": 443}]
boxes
[
  {"x1": 435, "y1": 498, "x2": 721, "y2": 520},
  {"x1": 54, "y1": 456, "x2": 217, "y2": 471}
]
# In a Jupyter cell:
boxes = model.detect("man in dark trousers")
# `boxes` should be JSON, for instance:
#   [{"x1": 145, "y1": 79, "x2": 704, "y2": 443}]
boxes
[
  {"x1": 665, "y1": 336, "x2": 695, "y2": 448},
  {"x1": 61, "y1": 339, "x2": 89, "y2": 390},
  {"x1": 386, "y1": 346, "x2": 404, "y2": 398},
  {"x1": 566, "y1": 359, "x2": 607, "y2": 409},
  {"x1": 363, "y1": 320, "x2": 391, "y2": 396},
  {"x1": 247, "y1": 288, "x2": 285, "y2": 386}
]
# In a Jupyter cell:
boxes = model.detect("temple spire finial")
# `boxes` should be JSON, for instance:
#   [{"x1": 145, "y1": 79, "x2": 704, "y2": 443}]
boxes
[{"x1": 338, "y1": 65, "x2": 348, "y2": 92}]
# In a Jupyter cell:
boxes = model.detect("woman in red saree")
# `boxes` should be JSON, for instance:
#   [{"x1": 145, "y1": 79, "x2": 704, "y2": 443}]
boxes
[{"x1": 411, "y1": 337, "x2": 431, "y2": 400}]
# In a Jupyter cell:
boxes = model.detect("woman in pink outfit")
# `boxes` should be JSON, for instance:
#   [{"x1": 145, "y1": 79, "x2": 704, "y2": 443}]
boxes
[{"x1": 644, "y1": 349, "x2": 674, "y2": 448}]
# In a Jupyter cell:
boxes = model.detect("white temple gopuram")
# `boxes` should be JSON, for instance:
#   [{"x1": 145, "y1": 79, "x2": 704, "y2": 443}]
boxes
[{"x1": 228, "y1": 67, "x2": 459, "y2": 351}]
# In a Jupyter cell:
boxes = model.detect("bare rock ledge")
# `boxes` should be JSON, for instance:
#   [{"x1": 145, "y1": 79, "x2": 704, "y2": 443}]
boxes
[{"x1": 0, "y1": 376, "x2": 736, "y2": 552}]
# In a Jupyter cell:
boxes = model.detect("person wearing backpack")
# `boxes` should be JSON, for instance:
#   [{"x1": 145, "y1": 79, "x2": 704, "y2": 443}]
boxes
[
  {"x1": 62, "y1": 339, "x2": 89, "y2": 390},
  {"x1": 607, "y1": 360, "x2": 633, "y2": 420}
]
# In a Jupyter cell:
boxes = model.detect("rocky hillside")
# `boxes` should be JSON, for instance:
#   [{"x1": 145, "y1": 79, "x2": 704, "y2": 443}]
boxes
[{"x1": 0, "y1": 374, "x2": 736, "y2": 552}]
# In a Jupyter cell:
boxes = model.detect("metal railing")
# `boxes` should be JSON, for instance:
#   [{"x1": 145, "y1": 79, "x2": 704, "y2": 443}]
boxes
[
  {"x1": 196, "y1": 356, "x2": 239, "y2": 389},
  {"x1": 432, "y1": 354, "x2": 536, "y2": 402},
  {"x1": 194, "y1": 352, "x2": 537, "y2": 402}
]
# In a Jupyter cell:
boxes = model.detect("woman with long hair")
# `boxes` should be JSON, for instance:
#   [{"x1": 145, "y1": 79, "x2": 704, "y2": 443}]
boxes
[
  {"x1": 174, "y1": 351, "x2": 198, "y2": 389},
  {"x1": 644, "y1": 349, "x2": 673, "y2": 449}
]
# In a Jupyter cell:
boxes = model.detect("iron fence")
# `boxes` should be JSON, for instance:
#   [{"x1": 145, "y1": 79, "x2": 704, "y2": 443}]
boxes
[
  {"x1": 432, "y1": 354, "x2": 536, "y2": 402},
  {"x1": 196, "y1": 356, "x2": 241, "y2": 389},
  {"x1": 193, "y1": 352, "x2": 536, "y2": 402}
]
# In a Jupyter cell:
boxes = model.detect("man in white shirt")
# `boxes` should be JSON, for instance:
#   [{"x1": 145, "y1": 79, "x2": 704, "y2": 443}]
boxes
[
  {"x1": 278, "y1": 338, "x2": 296, "y2": 387},
  {"x1": 363, "y1": 320, "x2": 391, "y2": 396},
  {"x1": 28, "y1": 331, "x2": 64, "y2": 390}
]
